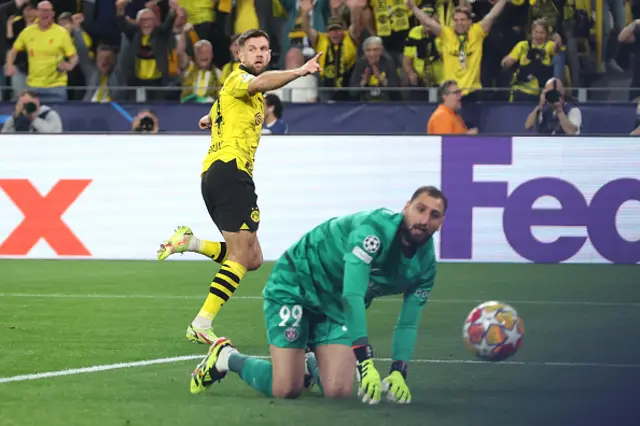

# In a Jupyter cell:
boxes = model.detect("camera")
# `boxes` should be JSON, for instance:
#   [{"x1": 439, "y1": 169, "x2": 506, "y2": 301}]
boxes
[
  {"x1": 545, "y1": 89, "x2": 561, "y2": 104},
  {"x1": 134, "y1": 115, "x2": 156, "y2": 132},
  {"x1": 23, "y1": 101, "x2": 38, "y2": 114},
  {"x1": 544, "y1": 79, "x2": 561, "y2": 104}
]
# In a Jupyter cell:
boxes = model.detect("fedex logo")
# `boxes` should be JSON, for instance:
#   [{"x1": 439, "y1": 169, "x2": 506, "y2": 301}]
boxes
[
  {"x1": 0, "y1": 179, "x2": 92, "y2": 256},
  {"x1": 440, "y1": 137, "x2": 640, "y2": 264}
]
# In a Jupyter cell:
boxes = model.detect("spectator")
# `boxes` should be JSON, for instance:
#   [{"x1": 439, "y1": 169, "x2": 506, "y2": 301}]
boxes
[
  {"x1": 167, "y1": 7, "x2": 199, "y2": 98},
  {"x1": 301, "y1": 0, "x2": 365, "y2": 101},
  {"x1": 169, "y1": 7, "x2": 199, "y2": 70},
  {"x1": 178, "y1": 0, "x2": 216, "y2": 48},
  {"x1": 262, "y1": 94, "x2": 289, "y2": 135},
  {"x1": 268, "y1": 47, "x2": 318, "y2": 102},
  {"x1": 350, "y1": 36, "x2": 400, "y2": 101},
  {"x1": 179, "y1": 40, "x2": 221, "y2": 103},
  {"x1": 471, "y1": 0, "x2": 526, "y2": 101},
  {"x1": 81, "y1": 0, "x2": 121, "y2": 47},
  {"x1": 619, "y1": 17, "x2": 640, "y2": 101},
  {"x1": 427, "y1": 79, "x2": 477, "y2": 134},
  {"x1": 524, "y1": 77, "x2": 581, "y2": 135},
  {"x1": 220, "y1": 33, "x2": 241, "y2": 83},
  {"x1": 403, "y1": 5, "x2": 444, "y2": 100},
  {"x1": 72, "y1": 21, "x2": 125, "y2": 102},
  {"x1": 224, "y1": 0, "x2": 282, "y2": 64},
  {"x1": 4, "y1": 1, "x2": 78, "y2": 102},
  {"x1": 279, "y1": 0, "x2": 330, "y2": 66},
  {"x1": 599, "y1": 0, "x2": 626, "y2": 73},
  {"x1": 2, "y1": 0, "x2": 37, "y2": 100},
  {"x1": 365, "y1": 0, "x2": 414, "y2": 67},
  {"x1": 527, "y1": 0, "x2": 582, "y2": 87},
  {"x1": 501, "y1": 18, "x2": 560, "y2": 102},
  {"x1": 58, "y1": 12, "x2": 93, "y2": 100},
  {"x1": 115, "y1": 0, "x2": 178, "y2": 101},
  {"x1": 407, "y1": 0, "x2": 508, "y2": 102},
  {"x1": 1, "y1": 90, "x2": 63, "y2": 133}
]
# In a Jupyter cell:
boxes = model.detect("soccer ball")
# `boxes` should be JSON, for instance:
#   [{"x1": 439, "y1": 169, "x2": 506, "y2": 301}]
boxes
[{"x1": 463, "y1": 301, "x2": 524, "y2": 361}]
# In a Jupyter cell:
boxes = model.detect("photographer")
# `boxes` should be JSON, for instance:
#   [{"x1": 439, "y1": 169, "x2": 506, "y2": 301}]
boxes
[
  {"x1": 524, "y1": 77, "x2": 581, "y2": 135},
  {"x1": 131, "y1": 110, "x2": 159, "y2": 133},
  {"x1": 1, "y1": 90, "x2": 62, "y2": 133}
]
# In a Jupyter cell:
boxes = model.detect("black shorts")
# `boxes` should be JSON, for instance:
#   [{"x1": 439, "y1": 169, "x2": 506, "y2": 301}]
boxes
[{"x1": 201, "y1": 159, "x2": 260, "y2": 233}]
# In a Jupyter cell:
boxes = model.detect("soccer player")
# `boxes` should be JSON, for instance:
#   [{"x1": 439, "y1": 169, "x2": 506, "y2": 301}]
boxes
[
  {"x1": 156, "y1": 29, "x2": 322, "y2": 345},
  {"x1": 189, "y1": 186, "x2": 447, "y2": 405}
]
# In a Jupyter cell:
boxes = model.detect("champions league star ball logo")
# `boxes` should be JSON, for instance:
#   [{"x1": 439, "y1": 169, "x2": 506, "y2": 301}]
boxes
[
  {"x1": 363, "y1": 236, "x2": 380, "y2": 254},
  {"x1": 284, "y1": 327, "x2": 299, "y2": 342}
]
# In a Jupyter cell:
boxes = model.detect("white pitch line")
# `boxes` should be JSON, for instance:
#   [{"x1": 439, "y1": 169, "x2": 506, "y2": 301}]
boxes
[
  {"x1": 0, "y1": 293, "x2": 639, "y2": 307},
  {"x1": 1, "y1": 355, "x2": 639, "y2": 385}
]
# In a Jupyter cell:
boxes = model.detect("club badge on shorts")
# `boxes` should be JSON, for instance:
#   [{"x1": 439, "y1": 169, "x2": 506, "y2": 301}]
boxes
[
  {"x1": 285, "y1": 327, "x2": 299, "y2": 342},
  {"x1": 250, "y1": 208, "x2": 260, "y2": 223}
]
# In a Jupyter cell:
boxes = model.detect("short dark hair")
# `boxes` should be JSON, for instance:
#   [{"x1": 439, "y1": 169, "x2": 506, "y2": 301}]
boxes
[
  {"x1": 97, "y1": 44, "x2": 118, "y2": 54},
  {"x1": 437, "y1": 80, "x2": 458, "y2": 103},
  {"x1": 264, "y1": 94, "x2": 283, "y2": 118},
  {"x1": 19, "y1": 90, "x2": 38, "y2": 99},
  {"x1": 238, "y1": 29, "x2": 269, "y2": 47},
  {"x1": 410, "y1": 186, "x2": 448, "y2": 213}
]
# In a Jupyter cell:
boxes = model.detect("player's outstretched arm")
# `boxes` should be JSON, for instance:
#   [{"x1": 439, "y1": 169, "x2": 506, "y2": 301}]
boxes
[
  {"x1": 342, "y1": 236, "x2": 386, "y2": 405},
  {"x1": 247, "y1": 53, "x2": 323, "y2": 95},
  {"x1": 383, "y1": 270, "x2": 435, "y2": 404}
]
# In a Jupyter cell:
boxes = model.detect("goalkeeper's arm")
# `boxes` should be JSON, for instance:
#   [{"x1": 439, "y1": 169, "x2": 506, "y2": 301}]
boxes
[
  {"x1": 341, "y1": 254, "x2": 383, "y2": 404},
  {"x1": 383, "y1": 271, "x2": 434, "y2": 403}
]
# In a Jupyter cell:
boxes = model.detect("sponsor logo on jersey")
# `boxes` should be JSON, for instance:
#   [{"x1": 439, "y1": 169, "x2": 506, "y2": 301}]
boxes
[
  {"x1": 240, "y1": 73, "x2": 255, "y2": 82},
  {"x1": 414, "y1": 289, "x2": 430, "y2": 300}
]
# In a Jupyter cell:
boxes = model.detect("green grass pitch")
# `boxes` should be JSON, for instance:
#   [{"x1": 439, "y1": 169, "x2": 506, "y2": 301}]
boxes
[{"x1": 1, "y1": 260, "x2": 639, "y2": 426}]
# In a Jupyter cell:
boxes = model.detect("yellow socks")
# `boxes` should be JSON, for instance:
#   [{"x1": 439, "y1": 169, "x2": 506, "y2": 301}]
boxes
[
  {"x1": 196, "y1": 260, "x2": 247, "y2": 324},
  {"x1": 192, "y1": 238, "x2": 227, "y2": 263}
]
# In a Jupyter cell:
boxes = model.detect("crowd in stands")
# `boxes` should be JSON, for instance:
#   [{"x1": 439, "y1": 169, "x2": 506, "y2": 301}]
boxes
[{"x1": 0, "y1": 0, "x2": 639, "y2": 104}]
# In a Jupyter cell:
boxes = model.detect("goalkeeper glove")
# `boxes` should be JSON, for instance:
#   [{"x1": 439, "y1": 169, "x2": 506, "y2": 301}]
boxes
[
  {"x1": 354, "y1": 344, "x2": 382, "y2": 405},
  {"x1": 382, "y1": 361, "x2": 411, "y2": 404}
]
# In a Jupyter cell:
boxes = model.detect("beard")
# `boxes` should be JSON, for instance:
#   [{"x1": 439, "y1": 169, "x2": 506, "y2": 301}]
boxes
[
  {"x1": 399, "y1": 220, "x2": 433, "y2": 248},
  {"x1": 246, "y1": 62, "x2": 267, "y2": 75}
]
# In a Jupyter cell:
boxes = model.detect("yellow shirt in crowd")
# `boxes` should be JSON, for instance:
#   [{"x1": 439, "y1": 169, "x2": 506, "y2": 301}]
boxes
[
  {"x1": 13, "y1": 23, "x2": 77, "y2": 88},
  {"x1": 438, "y1": 23, "x2": 486, "y2": 95}
]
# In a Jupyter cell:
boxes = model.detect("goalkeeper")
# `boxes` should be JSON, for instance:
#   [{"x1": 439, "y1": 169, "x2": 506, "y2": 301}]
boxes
[{"x1": 190, "y1": 185, "x2": 447, "y2": 405}]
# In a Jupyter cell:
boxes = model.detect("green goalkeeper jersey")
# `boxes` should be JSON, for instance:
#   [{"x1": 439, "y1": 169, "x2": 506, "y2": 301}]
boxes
[{"x1": 265, "y1": 208, "x2": 437, "y2": 362}]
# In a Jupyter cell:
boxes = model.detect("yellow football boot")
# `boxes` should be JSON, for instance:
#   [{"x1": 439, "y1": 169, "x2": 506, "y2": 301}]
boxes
[
  {"x1": 157, "y1": 226, "x2": 194, "y2": 260},
  {"x1": 190, "y1": 337, "x2": 235, "y2": 394},
  {"x1": 186, "y1": 324, "x2": 218, "y2": 345}
]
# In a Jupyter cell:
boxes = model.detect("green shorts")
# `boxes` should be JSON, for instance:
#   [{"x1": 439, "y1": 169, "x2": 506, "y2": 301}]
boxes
[{"x1": 263, "y1": 260, "x2": 350, "y2": 349}]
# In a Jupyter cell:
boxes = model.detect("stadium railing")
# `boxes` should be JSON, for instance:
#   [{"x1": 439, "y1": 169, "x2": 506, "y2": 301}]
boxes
[{"x1": 0, "y1": 86, "x2": 637, "y2": 103}]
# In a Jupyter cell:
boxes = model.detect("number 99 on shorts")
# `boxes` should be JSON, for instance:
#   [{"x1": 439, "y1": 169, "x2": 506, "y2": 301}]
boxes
[
  {"x1": 278, "y1": 304, "x2": 303, "y2": 328},
  {"x1": 263, "y1": 302, "x2": 304, "y2": 347}
]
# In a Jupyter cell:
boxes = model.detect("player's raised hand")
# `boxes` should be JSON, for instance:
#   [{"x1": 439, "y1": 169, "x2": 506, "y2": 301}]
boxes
[
  {"x1": 298, "y1": 52, "x2": 322, "y2": 76},
  {"x1": 300, "y1": 0, "x2": 314, "y2": 13},
  {"x1": 198, "y1": 114, "x2": 212, "y2": 130}
]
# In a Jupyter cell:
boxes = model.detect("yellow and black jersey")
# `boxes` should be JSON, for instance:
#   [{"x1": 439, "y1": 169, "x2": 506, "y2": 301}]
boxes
[
  {"x1": 404, "y1": 25, "x2": 444, "y2": 86},
  {"x1": 202, "y1": 65, "x2": 264, "y2": 177}
]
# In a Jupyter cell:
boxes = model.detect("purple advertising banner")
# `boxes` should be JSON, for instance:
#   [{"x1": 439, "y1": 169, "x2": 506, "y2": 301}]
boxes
[{"x1": 439, "y1": 136, "x2": 640, "y2": 264}]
